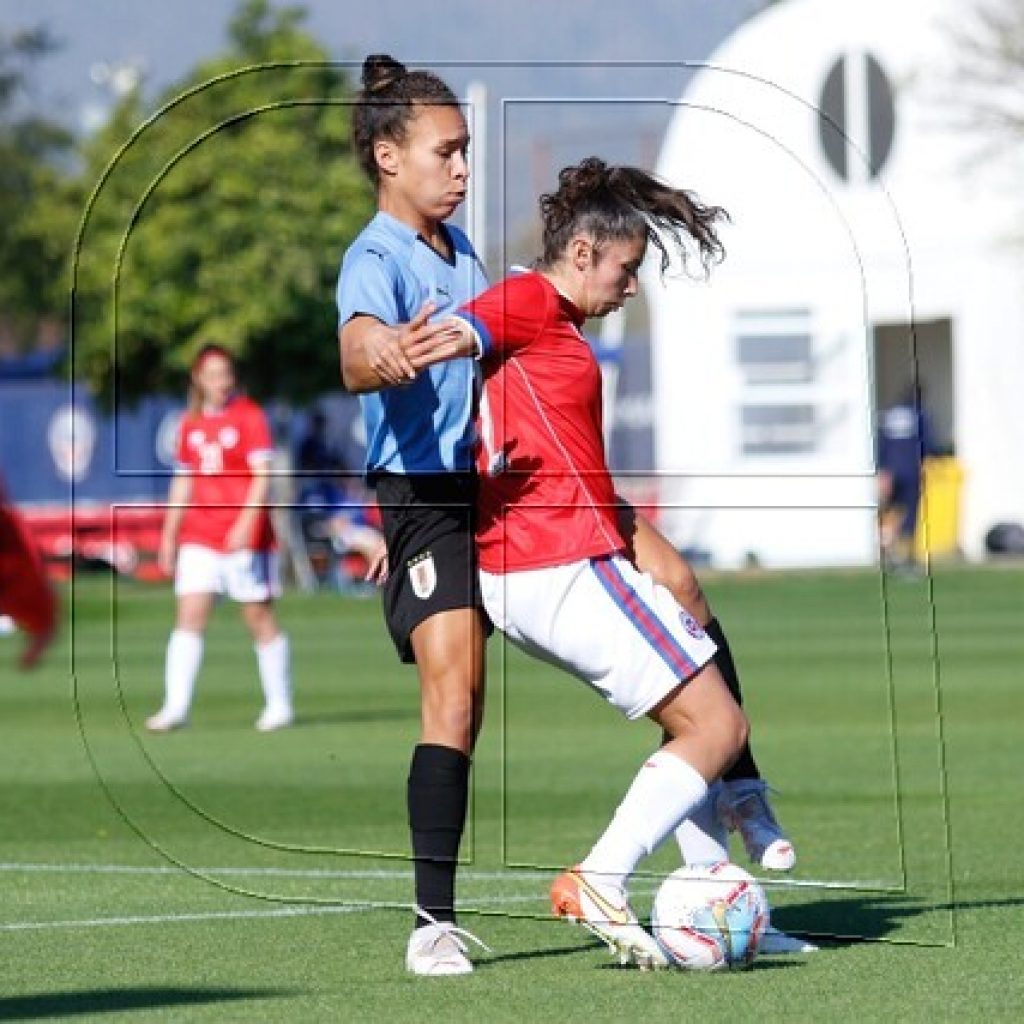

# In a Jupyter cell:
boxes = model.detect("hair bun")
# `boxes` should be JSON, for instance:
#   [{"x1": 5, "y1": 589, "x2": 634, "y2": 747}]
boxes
[
  {"x1": 557, "y1": 156, "x2": 611, "y2": 200},
  {"x1": 362, "y1": 54, "x2": 406, "y2": 93}
]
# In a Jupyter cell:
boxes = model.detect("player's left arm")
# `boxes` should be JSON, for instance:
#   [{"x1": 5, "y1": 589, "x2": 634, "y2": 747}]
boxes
[{"x1": 618, "y1": 498, "x2": 711, "y2": 625}]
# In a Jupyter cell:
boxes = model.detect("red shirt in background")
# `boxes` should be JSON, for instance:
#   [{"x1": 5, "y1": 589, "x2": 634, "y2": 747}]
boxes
[
  {"x1": 0, "y1": 481, "x2": 57, "y2": 667},
  {"x1": 175, "y1": 395, "x2": 275, "y2": 552}
]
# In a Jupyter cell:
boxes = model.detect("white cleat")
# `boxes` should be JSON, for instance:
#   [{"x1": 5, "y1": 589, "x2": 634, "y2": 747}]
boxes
[
  {"x1": 551, "y1": 867, "x2": 670, "y2": 971},
  {"x1": 255, "y1": 706, "x2": 294, "y2": 732},
  {"x1": 759, "y1": 925, "x2": 819, "y2": 955},
  {"x1": 144, "y1": 710, "x2": 188, "y2": 733},
  {"x1": 405, "y1": 909, "x2": 491, "y2": 976},
  {"x1": 720, "y1": 779, "x2": 796, "y2": 872}
]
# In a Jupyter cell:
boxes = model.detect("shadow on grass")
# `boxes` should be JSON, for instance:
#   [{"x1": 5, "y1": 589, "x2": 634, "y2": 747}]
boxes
[
  {"x1": 479, "y1": 938, "x2": 804, "y2": 972},
  {"x1": 479, "y1": 938, "x2": 608, "y2": 967},
  {"x1": 770, "y1": 892, "x2": 1024, "y2": 946},
  {"x1": 0, "y1": 985, "x2": 291, "y2": 1021}
]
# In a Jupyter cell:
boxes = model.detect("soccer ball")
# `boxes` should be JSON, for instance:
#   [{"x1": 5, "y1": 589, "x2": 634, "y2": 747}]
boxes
[{"x1": 651, "y1": 862, "x2": 768, "y2": 971}]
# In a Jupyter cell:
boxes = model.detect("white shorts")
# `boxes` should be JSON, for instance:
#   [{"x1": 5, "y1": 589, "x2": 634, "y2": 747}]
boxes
[
  {"x1": 175, "y1": 543, "x2": 281, "y2": 603},
  {"x1": 480, "y1": 553, "x2": 718, "y2": 720}
]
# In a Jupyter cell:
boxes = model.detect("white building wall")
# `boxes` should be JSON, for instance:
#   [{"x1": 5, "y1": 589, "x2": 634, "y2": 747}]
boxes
[{"x1": 649, "y1": 0, "x2": 1024, "y2": 566}]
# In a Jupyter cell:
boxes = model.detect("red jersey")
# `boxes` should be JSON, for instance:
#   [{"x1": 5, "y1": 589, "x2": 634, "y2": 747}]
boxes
[
  {"x1": 175, "y1": 395, "x2": 275, "y2": 552},
  {"x1": 457, "y1": 271, "x2": 625, "y2": 573},
  {"x1": 0, "y1": 485, "x2": 57, "y2": 646}
]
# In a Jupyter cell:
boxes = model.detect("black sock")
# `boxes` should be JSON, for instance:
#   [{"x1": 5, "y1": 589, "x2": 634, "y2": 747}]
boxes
[
  {"x1": 705, "y1": 618, "x2": 761, "y2": 783},
  {"x1": 407, "y1": 743, "x2": 470, "y2": 929}
]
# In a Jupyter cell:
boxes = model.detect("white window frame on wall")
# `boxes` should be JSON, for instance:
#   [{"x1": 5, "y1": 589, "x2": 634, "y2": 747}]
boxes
[{"x1": 735, "y1": 309, "x2": 819, "y2": 456}]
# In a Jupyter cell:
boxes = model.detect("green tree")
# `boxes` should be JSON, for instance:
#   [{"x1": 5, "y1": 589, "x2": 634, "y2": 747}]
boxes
[
  {"x1": 72, "y1": 0, "x2": 373, "y2": 406},
  {"x1": 0, "y1": 27, "x2": 74, "y2": 341}
]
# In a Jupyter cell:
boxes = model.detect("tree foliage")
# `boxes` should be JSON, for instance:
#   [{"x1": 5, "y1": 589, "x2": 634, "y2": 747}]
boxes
[
  {"x1": 72, "y1": 0, "x2": 373, "y2": 406},
  {"x1": 0, "y1": 27, "x2": 75, "y2": 337}
]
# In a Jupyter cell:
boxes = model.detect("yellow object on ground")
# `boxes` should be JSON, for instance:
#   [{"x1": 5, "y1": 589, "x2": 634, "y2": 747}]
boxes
[{"x1": 915, "y1": 456, "x2": 964, "y2": 559}]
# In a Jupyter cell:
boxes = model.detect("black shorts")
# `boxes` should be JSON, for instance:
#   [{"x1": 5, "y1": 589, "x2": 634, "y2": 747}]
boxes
[{"x1": 373, "y1": 472, "x2": 488, "y2": 663}]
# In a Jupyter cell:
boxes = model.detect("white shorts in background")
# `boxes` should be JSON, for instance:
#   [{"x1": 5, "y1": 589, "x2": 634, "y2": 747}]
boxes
[
  {"x1": 480, "y1": 553, "x2": 718, "y2": 720},
  {"x1": 175, "y1": 543, "x2": 281, "y2": 603}
]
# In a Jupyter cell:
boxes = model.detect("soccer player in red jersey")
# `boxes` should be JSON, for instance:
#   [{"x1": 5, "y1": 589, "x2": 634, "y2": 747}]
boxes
[
  {"x1": 145, "y1": 344, "x2": 293, "y2": 733},
  {"x1": 447, "y1": 158, "x2": 743, "y2": 967},
  {"x1": 406, "y1": 157, "x2": 807, "y2": 963},
  {"x1": 0, "y1": 479, "x2": 57, "y2": 669}
]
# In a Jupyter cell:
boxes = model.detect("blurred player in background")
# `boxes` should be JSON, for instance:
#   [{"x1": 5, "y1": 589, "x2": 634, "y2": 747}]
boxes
[
  {"x1": 877, "y1": 383, "x2": 935, "y2": 574},
  {"x1": 411, "y1": 157, "x2": 810, "y2": 963},
  {"x1": 145, "y1": 344, "x2": 293, "y2": 733},
  {"x1": 0, "y1": 479, "x2": 57, "y2": 669},
  {"x1": 336, "y1": 55, "x2": 490, "y2": 976},
  {"x1": 294, "y1": 410, "x2": 384, "y2": 587}
]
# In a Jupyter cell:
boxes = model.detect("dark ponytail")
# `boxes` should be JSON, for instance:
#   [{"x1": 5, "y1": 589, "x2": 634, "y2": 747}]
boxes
[
  {"x1": 352, "y1": 54, "x2": 460, "y2": 183},
  {"x1": 538, "y1": 157, "x2": 728, "y2": 277}
]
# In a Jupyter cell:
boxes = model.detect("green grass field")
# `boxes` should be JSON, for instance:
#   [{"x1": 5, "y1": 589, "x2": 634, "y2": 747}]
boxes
[{"x1": 1, "y1": 565, "x2": 1022, "y2": 1021}]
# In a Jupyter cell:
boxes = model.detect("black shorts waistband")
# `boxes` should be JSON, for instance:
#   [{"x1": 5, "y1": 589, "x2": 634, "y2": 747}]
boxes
[{"x1": 372, "y1": 471, "x2": 478, "y2": 506}]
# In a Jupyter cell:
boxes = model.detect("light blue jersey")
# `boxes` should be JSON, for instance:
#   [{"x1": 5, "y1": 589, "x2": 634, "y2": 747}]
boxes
[{"x1": 336, "y1": 212, "x2": 488, "y2": 476}]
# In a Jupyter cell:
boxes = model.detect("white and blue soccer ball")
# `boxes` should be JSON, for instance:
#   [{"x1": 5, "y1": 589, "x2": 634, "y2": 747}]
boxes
[{"x1": 651, "y1": 862, "x2": 769, "y2": 971}]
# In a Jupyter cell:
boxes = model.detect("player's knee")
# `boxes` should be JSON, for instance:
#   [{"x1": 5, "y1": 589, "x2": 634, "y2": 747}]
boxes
[
  {"x1": 729, "y1": 705, "x2": 750, "y2": 758},
  {"x1": 175, "y1": 609, "x2": 208, "y2": 633},
  {"x1": 419, "y1": 671, "x2": 477, "y2": 745},
  {"x1": 701, "y1": 699, "x2": 748, "y2": 768},
  {"x1": 242, "y1": 603, "x2": 277, "y2": 643}
]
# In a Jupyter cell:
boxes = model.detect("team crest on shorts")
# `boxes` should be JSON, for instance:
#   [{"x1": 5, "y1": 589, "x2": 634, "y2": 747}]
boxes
[
  {"x1": 408, "y1": 551, "x2": 437, "y2": 600},
  {"x1": 680, "y1": 612, "x2": 706, "y2": 639}
]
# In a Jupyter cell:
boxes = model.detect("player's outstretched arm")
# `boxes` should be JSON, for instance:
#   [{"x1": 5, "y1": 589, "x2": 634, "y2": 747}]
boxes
[
  {"x1": 340, "y1": 303, "x2": 463, "y2": 392},
  {"x1": 403, "y1": 316, "x2": 479, "y2": 371}
]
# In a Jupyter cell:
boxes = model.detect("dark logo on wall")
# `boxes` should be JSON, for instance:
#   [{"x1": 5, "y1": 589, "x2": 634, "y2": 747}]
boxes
[{"x1": 818, "y1": 52, "x2": 896, "y2": 182}]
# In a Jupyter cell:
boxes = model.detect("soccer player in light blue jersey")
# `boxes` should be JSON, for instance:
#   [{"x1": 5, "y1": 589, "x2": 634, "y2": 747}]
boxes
[{"x1": 336, "y1": 55, "x2": 489, "y2": 977}]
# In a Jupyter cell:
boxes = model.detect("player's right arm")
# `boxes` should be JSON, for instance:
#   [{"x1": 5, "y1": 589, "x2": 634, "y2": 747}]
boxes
[
  {"x1": 403, "y1": 277, "x2": 544, "y2": 373},
  {"x1": 159, "y1": 473, "x2": 192, "y2": 576},
  {"x1": 340, "y1": 305, "x2": 458, "y2": 392},
  {"x1": 338, "y1": 249, "x2": 461, "y2": 393}
]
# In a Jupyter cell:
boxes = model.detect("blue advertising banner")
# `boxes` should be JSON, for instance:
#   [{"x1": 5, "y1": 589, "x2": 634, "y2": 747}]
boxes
[{"x1": 0, "y1": 381, "x2": 181, "y2": 504}]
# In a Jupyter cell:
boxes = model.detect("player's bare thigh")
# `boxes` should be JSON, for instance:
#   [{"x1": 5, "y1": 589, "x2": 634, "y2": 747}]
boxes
[
  {"x1": 175, "y1": 592, "x2": 216, "y2": 632},
  {"x1": 410, "y1": 606, "x2": 487, "y2": 753}
]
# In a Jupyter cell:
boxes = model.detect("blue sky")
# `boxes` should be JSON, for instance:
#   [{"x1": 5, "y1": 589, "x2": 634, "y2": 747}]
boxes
[
  {"x1": 4, "y1": 1, "x2": 762, "y2": 116},
  {"x1": 3, "y1": 0, "x2": 766, "y2": 253}
]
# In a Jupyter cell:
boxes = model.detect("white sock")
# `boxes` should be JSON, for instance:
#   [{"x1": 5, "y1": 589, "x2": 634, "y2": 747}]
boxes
[
  {"x1": 674, "y1": 780, "x2": 730, "y2": 866},
  {"x1": 256, "y1": 633, "x2": 292, "y2": 713},
  {"x1": 580, "y1": 750, "x2": 709, "y2": 891},
  {"x1": 163, "y1": 629, "x2": 203, "y2": 719}
]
